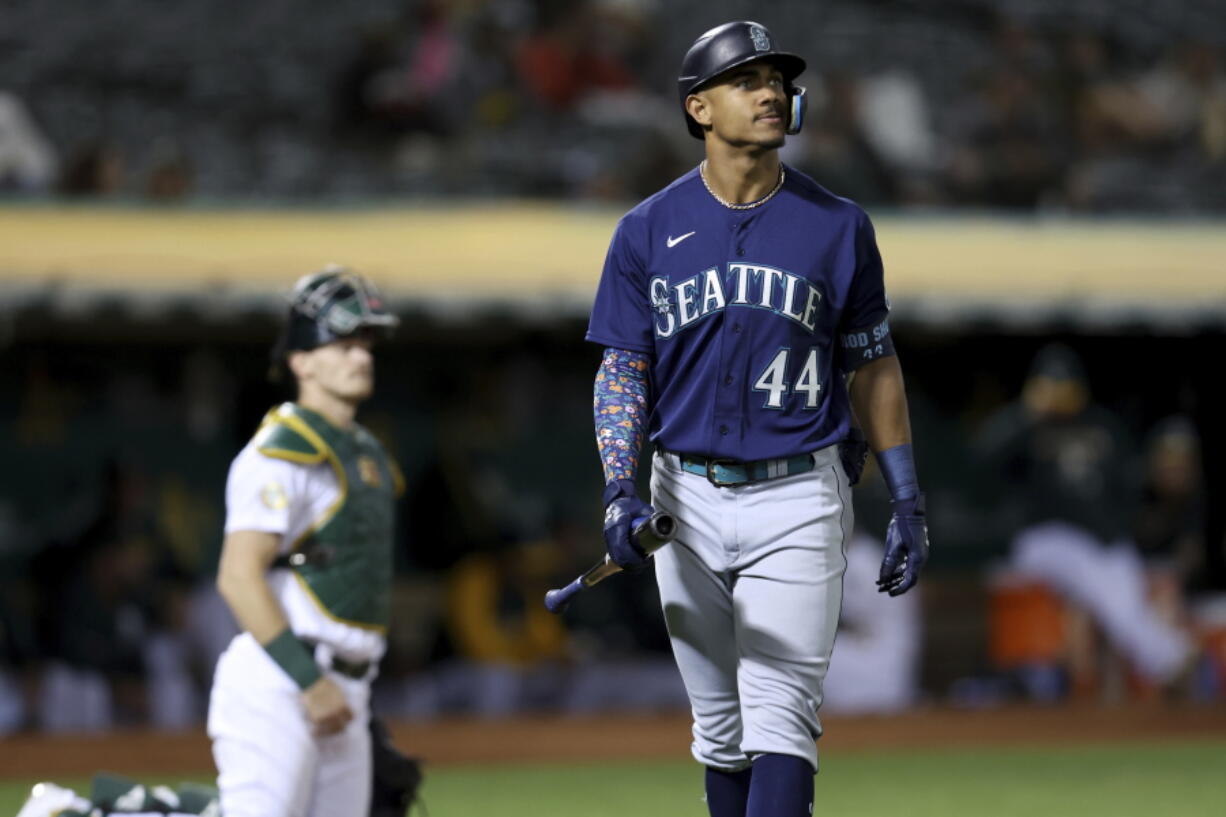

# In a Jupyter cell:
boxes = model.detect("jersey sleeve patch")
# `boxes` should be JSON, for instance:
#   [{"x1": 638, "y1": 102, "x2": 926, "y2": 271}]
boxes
[
  {"x1": 224, "y1": 446, "x2": 301, "y2": 536},
  {"x1": 838, "y1": 316, "x2": 895, "y2": 371}
]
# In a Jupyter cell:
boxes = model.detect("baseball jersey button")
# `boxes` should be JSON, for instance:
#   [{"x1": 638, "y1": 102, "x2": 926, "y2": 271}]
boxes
[
  {"x1": 724, "y1": 375, "x2": 734, "y2": 385},
  {"x1": 732, "y1": 323, "x2": 742, "y2": 333},
  {"x1": 719, "y1": 424, "x2": 729, "y2": 435},
  {"x1": 737, "y1": 247, "x2": 745, "y2": 256}
]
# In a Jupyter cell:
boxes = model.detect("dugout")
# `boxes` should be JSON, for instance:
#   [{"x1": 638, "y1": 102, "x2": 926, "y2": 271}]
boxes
[{"x1": 2, "y1": 205, "x2": 1224, "y2": 704}]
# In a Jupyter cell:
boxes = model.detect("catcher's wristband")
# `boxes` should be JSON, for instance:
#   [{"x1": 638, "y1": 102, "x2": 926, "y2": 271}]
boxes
[{"x1": 263, "y1": 628, "x2": 322, "y2": 690}]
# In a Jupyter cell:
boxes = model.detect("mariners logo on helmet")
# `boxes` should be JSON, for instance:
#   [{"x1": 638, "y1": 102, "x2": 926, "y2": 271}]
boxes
[
  {"x1": 677, "y1": 20, "x2": 808, "y2": 139},
  {"x1": 749, "y1": 24, "x2": 771, "y2": 52}
]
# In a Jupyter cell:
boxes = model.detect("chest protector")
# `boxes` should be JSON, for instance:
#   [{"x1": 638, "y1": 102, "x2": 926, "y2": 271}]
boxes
[{"x1": 254, "y1": 403, "x2": 400, "y2": 631}]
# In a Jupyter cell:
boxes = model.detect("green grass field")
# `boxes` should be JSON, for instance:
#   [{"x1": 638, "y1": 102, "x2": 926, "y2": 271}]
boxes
[{"x1": 2, "y1": 740, "x2": 1224, "y2": 816}]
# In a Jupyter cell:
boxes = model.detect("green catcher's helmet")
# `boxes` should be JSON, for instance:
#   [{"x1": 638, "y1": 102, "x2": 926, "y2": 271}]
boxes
[{"x1": 271, "y1": 265, "x2": 399, "y2": 377}]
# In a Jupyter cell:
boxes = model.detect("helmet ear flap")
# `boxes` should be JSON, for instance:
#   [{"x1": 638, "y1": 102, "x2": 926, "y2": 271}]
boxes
[{"x1": 786, "y1": 85, "x2": 807, "y2": 135}]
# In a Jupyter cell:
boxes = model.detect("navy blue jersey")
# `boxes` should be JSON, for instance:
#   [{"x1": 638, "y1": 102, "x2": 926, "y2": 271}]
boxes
[{"x1": 586, "y1": 165, "x2": 893, "y2": 461}]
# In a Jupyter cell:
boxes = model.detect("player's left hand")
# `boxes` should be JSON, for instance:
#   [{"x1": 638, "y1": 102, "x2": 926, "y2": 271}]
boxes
[
  {"x1": 877, "y1": 492, "x2": 929, "y2": 596},
  {"x1": 602, "y1": 478, "x2": 653, "y2": 572},
  {"x1": 301, "y1": 676, "x2": 354, "y2": 736}
]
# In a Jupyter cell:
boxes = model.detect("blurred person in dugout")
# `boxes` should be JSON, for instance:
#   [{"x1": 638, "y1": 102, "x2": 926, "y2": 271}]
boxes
[
  {"x1": 443, "y1": 537, "x2": 571, "y2": 715},
  {"x1": 976, "y1": 344, "x2": 1195, "y2": 691},
  {"x1": 1134, "y1": 416, "x2": 1207, "y2": 640},
  {"x1": 33, "y1": 458, "x2": 163, "y2": 732}
]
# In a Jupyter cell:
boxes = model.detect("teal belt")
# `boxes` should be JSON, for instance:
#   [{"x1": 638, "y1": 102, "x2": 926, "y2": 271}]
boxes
[{"x1": 676, "y1": 451, "x2": 816, "y2": 487}]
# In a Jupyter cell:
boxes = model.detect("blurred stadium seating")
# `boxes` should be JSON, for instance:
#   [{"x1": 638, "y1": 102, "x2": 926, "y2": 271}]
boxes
[{"x1": 2, "y1": 0, "x2": 1224, "y2": 208}]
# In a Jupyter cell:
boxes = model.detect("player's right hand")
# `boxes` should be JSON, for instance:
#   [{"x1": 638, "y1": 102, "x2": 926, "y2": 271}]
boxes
[
  {"x1": 602, "y1": 478, "x2": 653, "y2": 572},
  {"x1": 838, "y1": 426, "x2": 870, "y2": 486},
  {"x1": 300, "y1": 676, "x2": 353, "y2": 736}
]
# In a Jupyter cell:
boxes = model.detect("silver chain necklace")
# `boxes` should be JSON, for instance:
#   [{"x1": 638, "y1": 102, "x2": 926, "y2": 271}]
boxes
[{"x1": 699, "y1": 160, "x2": 785, "y2": 210}]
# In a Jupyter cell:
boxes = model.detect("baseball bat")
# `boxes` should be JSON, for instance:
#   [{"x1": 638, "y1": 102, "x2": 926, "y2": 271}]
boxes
[{"x1": 543, "y1": 511, "x2": 677, "y2": 614}]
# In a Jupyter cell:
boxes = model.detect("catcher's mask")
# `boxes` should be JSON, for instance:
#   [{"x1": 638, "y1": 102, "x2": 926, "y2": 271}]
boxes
[
  {"x1": 678, "y1": 21, "x2": 808, "y2": 139},
  {"x1": 270, "y1": 265, "x2": 399, "y2": 381}
]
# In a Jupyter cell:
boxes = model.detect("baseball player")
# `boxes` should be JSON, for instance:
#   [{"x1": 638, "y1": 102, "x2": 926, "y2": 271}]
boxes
[
  {"x1": 587, "y1": 21, "x2": 929, "y2": 817},
  {"x1": 14, "y1": 267, "x2": 415, "y2": 817},
  {"x1": 208, "y1": 265, "x2": 401, "y2": 817}
]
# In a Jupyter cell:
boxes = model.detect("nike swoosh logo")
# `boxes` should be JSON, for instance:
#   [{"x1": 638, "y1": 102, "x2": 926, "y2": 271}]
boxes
[{"x1": 666, "y1": 231, "x2": 696, "y2": 248}]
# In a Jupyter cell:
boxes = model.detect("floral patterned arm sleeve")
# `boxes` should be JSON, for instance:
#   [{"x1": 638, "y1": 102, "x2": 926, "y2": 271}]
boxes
[{"x1": 594, "y1": 347, "x2": 651, "y2": 484}]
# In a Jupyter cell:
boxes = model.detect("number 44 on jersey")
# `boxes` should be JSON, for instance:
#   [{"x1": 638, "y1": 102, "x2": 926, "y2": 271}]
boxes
[{"x1": 753, "y1": 347, "x2": 822, "y2": 410}]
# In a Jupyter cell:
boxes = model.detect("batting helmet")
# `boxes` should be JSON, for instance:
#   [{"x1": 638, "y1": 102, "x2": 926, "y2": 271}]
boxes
[
  {"x1": 271, "y1": 265, "x2": 399, "y2": 378},
  {"x1": 678, "y1": 21, "x2": 808, "y2": 140}
]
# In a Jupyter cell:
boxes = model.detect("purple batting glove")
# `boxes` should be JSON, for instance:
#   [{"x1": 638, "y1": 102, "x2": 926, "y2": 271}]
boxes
[
  {"x1": 877, "y1": 492, "x2": 929, "y2": 596},
  {"x1": 602, "y1": 479, "x2": 653, "y2": 572}
]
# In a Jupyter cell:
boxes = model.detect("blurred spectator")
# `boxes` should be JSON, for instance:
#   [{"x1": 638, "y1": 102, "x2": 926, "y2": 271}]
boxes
[
  {"x1": 334, "y1": 3, "x2": 462, "y2": 143},
  {"x1": 1089, "y1": 41, "x2": 1224, "y2": 151},
  {"x1": 793, "y1": 68, "x2": 941, "y2": 205},
  {"x1": 34, "y1": 459, "x2": 161, "y2": 730},
  {"x1": 0, "y1": 91, "x2": 58, "y2": 191},
  {"x1": 1132, "y1": 416, "x2": 1206, "y2": 660},
  {"x1": 976, "y1": 344, "x2": 1195, "y2": 691},
  {"x1": 793, "y1": 73, "x2": 898, "y2": 205},
  {"x1": 1068, "y1": 39, "x2": 1226, "y2": 209},
  {"x1": 942, "y1": 18, "x2": 1064, "y2": 208},
  {"x1": 462, "y1": 10, "x2": 524, "y2": 131},
  {"x1": 1135, "y1": 415, "x2": 1206, "y2": 583},
  {"x1": 144, "y1": 138, "x2": 194, "y2": 202},
  {"x1": 514, "y1": 3, "x2": 636, "y2": 112},
  {"x1": 57, "y1": 142, "x2": 125, "y2": 197},
  {"x1": 946, "y1": 67, "x2": 1064, "y2": 209},
  {"x1": 822, "y1": 532, "x2": 922, "y2": 714},
  {"x1": 334, "y1": 25, "x2": 409, "y2": 139},
  {"x1": 854, "y1": 72, "x2": 941, "y2": 203}
]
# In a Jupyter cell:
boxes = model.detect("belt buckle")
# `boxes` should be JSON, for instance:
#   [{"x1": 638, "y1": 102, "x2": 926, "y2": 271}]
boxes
[
  {"x1": 706, "y1": 458, "x2": 746, "y2": 487},
  {"x1": 334, "y1": 656, "x2": 370, "y2": 679}
]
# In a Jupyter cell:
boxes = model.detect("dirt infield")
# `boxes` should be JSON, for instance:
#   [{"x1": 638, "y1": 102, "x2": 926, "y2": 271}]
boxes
[{"x1": 2, "y1": 704, "x2": 1225, "y2": 779}]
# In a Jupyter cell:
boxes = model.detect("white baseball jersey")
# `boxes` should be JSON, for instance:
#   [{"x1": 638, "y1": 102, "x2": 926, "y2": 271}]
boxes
[
  {"x1": 209, "y1": 418, "x2": 388, "y2": 817},
  {"x1": 224, "y1": 443, "x2": 385, "y2": 663}
]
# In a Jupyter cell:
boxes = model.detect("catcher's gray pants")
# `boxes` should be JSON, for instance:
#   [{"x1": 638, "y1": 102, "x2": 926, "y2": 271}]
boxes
[{"x1": 650, "y1": 445, "x2": 851, "y2": 772}]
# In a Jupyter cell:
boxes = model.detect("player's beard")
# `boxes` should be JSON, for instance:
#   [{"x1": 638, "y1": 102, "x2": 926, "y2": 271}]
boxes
[
  {"x1": 718, "y1": 130, "x2": 785, "y2": 150},
  {"x1": 751, "y1": 116, "x2": 787, "y2": 150},
  {"x1": 726, "y1": 133, "x2": 785, "y2": 153},
  {"x1": 724, "y1": 117, "x2": 786, "y2": 152},
  {"x1": 757, "y1": 133, "x2": 786, "y2": 150}
]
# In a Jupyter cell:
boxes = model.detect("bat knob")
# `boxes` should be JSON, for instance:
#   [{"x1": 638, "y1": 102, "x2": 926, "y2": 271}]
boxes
[{"x1": 544, "y1": 587, "x2": 571, "y2": 614}]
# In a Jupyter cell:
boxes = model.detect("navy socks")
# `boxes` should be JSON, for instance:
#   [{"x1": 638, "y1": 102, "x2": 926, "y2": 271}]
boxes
[
  {"x1": 706, "y1": 754, "x2": 815, "y2": 817},
  {"x1": 705, "y1": 766, "x2": 753, "y2": 817},
  {"x1": 746, "y1": 753, "x2": 815, "y2": 817}
]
